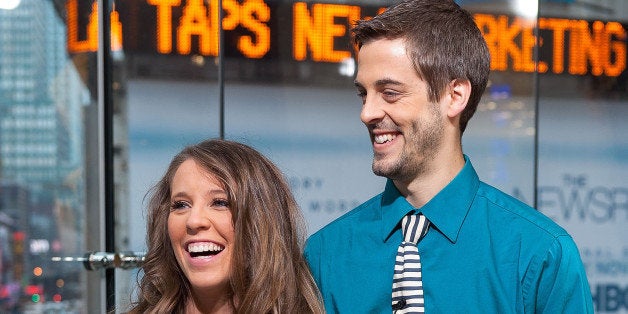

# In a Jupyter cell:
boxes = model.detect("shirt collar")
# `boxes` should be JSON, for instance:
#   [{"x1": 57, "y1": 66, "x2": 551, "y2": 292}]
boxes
[{"x1": 380, "y1": 155, "x2": 480, "y2": 243}]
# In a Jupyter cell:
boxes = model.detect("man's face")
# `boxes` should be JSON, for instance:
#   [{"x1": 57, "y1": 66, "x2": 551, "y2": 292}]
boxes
[{"x1": 354, "y1": 38, "x2": 445, "y2": 182}]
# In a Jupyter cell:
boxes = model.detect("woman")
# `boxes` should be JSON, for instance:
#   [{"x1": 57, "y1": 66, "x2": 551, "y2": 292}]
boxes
[{"x1": 129, "y1": 139, "x2": 324, "y2": 313}]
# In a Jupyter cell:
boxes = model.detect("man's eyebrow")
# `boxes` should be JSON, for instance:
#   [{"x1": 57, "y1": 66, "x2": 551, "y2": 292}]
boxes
[
  {"x1": 375, "y1": 78, "x2": 404, "y2": 87},
  {"x1": 354, "y1": 78, "x2": 404, "y2": 89}
]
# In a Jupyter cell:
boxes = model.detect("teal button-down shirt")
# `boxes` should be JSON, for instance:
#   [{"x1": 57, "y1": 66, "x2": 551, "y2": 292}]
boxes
[{"x1": 305, "y1": 157, "x2": 593, "y2": 313}]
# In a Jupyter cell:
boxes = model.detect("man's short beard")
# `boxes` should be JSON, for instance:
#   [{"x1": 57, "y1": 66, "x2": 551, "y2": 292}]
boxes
[{"x1": 371, "y1": 105, "x2": 444, "y2": 181}]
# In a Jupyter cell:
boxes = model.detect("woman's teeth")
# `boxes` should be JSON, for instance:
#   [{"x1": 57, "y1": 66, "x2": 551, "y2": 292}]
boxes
[{"x1": 188, "y1": 242, "x2": 224, "y2": 256}]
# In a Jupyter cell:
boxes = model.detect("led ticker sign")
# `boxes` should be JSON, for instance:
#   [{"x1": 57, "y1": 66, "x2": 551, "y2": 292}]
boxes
[
  {"x1": 66, "y1": 0, "x2": 627, "y2": 77},
  {"x1": 476, "y1": 14, "x2": 626, "y2": 76},
  {"x1": 147, "y1": 0, "x2": 271, "y2": 58},
  {"x1": 292, "y1": 2, "x2": 364, "y2": 62},
  {"x1": 67, "y1": 0, "x2": 123, "y2": 52},
  {"x1": 67, "y1": 0, "x2": 274, "y2": 59}
]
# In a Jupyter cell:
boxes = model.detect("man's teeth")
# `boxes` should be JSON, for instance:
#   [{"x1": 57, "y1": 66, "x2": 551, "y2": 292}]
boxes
[
  {"x1": 188, "y1": 242, "x2": 224, "y2": 253},
  {"x1": 374, "y1": 134, "x2": 396, "y2": 144}
]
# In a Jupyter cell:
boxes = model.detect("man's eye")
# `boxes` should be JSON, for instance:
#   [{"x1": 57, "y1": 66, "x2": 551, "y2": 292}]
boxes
[
  {"x1": 383, "y1": 90, "x2": 399, "y2": 97},
  {"x1": 382, "y1": 90, "x2": 401, "y2": 102}
]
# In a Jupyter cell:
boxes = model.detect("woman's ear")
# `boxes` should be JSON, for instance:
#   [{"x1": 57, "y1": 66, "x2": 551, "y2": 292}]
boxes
[{"x1": 446, "y1": 79, "x2": 471, "y2": 118}]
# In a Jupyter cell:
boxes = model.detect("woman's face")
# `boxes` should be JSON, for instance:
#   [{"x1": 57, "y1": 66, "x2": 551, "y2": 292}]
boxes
[{"x1": 168, "y1": 159, "x2": 235, "y2": 296}]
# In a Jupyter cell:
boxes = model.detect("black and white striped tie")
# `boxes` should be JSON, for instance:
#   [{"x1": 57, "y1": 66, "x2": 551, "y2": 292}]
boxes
[{"x1": 392, "y1": 214, "x2": 430, "y2": 313}]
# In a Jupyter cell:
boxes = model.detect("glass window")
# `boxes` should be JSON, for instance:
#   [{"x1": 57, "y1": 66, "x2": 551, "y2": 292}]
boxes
[
  {"x1": 538, "y1": 1, "x2": 628, "y2": 312},
  {"x1": 2, "y1": 0, "x2": 626, "y2": 312},
  {"x1": 0, "y1": 0, "x2": 94, "y2": 312}
]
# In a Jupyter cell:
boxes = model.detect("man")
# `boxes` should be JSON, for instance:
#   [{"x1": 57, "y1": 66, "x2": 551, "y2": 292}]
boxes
[{"x1": 304, "y1": 0, "x2": 594, "y2": 313}]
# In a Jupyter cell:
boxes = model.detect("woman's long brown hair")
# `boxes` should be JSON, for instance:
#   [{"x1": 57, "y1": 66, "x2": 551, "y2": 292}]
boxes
[{"x1": 128, "y1": 139, "x2": 324, "y2": 313}]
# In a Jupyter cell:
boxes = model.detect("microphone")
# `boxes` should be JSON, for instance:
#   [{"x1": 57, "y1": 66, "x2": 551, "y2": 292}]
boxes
[{"x1": 392, "y1": 298, "x2": 406, "y2": 311}]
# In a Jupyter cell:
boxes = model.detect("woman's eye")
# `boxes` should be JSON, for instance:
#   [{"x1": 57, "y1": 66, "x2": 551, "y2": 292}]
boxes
[
  {"x1": 170, "y1": 200, "x2": 189, "y2": 210},
  {"x1": 212, "y1": 198, "x2": 230, "y2": 208}
]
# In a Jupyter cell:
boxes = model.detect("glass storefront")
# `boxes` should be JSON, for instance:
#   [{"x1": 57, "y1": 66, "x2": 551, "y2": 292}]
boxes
[
  {"x1": 0, "y1": 0, "x2": 625, "y2": 312},
  {"x1": 536, "y1": 2, "x2": 628, "y2": 313}
]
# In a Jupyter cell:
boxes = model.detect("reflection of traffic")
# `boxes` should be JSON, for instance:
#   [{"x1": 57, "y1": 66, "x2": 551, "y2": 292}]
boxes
[
  {"x1": 22, "y1": 300, "x2": 82, "y2": 313},
  {"x1": 0, "y1": 235, "x2": 146, "y2": 312},
  {"x1": 0, "y1": 218, "x2": 83, "y2": 313}
]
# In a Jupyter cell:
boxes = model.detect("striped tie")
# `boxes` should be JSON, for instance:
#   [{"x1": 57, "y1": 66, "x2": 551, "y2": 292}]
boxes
[{"x1": 392, "y1": 214, "x2": 430, "y2": 313}]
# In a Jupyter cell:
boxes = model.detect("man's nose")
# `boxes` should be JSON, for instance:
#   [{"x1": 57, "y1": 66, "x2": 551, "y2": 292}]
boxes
[{"x1": 360, "y1": 95, "x2": 385, "y2": 125}]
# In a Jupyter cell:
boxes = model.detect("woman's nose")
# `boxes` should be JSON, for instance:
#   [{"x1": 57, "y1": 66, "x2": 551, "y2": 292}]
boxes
[{"x1": 186, "y1": 206, "x2": 210, "y2": 232}]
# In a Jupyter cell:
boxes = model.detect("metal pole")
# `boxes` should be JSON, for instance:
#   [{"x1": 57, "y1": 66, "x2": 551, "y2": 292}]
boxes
[{"x1": 97, "y1": 0, "x2": 116, "y2": 311}]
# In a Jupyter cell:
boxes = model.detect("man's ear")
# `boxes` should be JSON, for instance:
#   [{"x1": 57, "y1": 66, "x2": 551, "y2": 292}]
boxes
[{"x1": 446, "y1": 79, "x2": 471, "y2": 118}]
